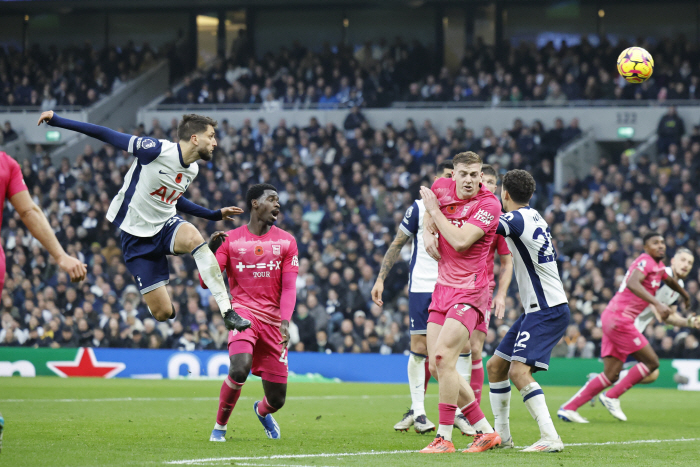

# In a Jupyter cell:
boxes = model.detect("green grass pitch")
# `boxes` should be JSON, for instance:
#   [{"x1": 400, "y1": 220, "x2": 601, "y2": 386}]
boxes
[{"x1": 1, "y1": 377, "x2": 699, "y2": 466}]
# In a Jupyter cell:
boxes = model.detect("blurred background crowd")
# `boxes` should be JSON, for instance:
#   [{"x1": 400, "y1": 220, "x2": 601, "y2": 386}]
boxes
[
  {"x1": 0, "y1": 41, "x2": 163, "y2": 111},
  {"x1": 1, "y1": 34, "x2": 700, "y2": 361},
  {"x1": 2, "y1": 101, "x2": 700, "y2": 360},
  {"x1": 160, "y1": 35, "x2": 700, "y2": 109}
]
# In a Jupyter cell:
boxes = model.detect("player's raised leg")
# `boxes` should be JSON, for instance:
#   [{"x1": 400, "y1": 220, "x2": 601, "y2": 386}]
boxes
[
  {"x1": 211, "y1": 352, "x2": 252, "y2": 441},
  {"x1": 173, "y1": 222, "x2": 250, "y2": 331},
  {"x1": 600, "y1": 344, "x2": 659, "y2": 421},
  {"x1": 255, "y1": 380, "x2": 286, "y2": 439},
  {"x1": 142, "y1": 286, "x2": 176, "y2": 322},
  {"x1": 558, "y1": 356, "x2": 621, "y2": 422}
]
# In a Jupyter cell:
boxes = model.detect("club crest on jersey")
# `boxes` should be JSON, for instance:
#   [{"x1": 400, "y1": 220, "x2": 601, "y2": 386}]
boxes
[
  {"x1": 272, "y1": 244, "x2": 281, "y2": 255},
  {"x1": 254, "y1": 245, "x2": 264, "y2": 256},
  {"x1": 473, "y1": 209, "x2": 494, "y2": 225}
]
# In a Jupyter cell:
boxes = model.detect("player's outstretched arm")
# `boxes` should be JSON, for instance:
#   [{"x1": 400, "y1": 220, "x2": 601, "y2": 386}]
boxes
[
  {"x1": 38, "y1": 111, "x2": 131, "y2": 151},
  {"x1": 10, "y1": 191, "x2": 87, "y2": 283},
  {"x1": 372, "y1": 229, "x2": 411, "y2": 306},
  {"x1": 175, "y1": 196, "x2": 243, "y2": 221},
  {"x1": 663, "y1": 275, "x2": 691, "y2": 310},
  {"x1": 627, "y1": 269, "x2": 672, "y2": 318}
]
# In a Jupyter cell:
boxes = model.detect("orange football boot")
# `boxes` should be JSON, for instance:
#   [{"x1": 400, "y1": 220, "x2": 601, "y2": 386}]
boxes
[
  {"x1": 419, "y1": 435, "x2": 456, "y2": 453},
  {"x1": 463, "y1": 432, "x2": 502, "y2": 452}
]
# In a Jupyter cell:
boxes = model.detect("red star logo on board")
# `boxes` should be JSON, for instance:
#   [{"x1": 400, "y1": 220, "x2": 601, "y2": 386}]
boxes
[{"x1": 47, "y1": 347, "x2": 125, "y2": 378}]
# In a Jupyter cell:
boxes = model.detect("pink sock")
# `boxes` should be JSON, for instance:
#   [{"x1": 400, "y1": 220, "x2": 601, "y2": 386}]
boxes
[
  {"x1": 216, "y1": 376, "x2": 243, "y2": 426},
  {"x1": 256, "y1": 396, "x2": 278, "y2": 417},
  {"x1": 470, "y1": 359, "x2": 484, "y2": 406},
  {"x1": 461, "y1": 400, "x2": 486, "y2": 426},
  {"x1": 438, "y1": 402, "x2": 458, "y2": 426},
  {"x1": 606, "y1": 363, "x2": 650, "y2": 399},
  {"x1": 562, "y1": 373, "x2": 612, "y2": 411},
  {"x1": 424, "y1": 359, "x2": 431, "y2": 393}
]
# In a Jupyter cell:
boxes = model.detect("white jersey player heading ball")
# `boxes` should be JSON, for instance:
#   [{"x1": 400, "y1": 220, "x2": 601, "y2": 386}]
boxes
[{"x1": 38, "y1": 110, "x2": 251, "y2": 332}]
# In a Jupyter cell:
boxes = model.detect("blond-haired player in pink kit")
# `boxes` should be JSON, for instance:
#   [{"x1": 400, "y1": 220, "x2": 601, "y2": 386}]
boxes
[
  {"x1": 558, "y1": 232, "x2": 689, "y2": 423},
  {"x1": 419, "y1": 152, "x2": 503, "y2": 454},
  {"x1": 201, "y1": 183, "x2": 298, "y2": 441}
]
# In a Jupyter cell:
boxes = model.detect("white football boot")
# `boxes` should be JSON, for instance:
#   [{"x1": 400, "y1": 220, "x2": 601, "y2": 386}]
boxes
[
  {"x1": 521, "y1": 436, "x2": 564, "y2": 452},
  {"x1": 557, "y1": 407, "x2": 589, "y2": 423},
  {"x1": 413, "y1": 414, "x2": 436, "y2": 434},
  {"x1": 394, "y1": 409, "x2": 414, "y2": 432},
  {"x1": 598, "y1": 392, "x2": 627, "y2": 421},
  {"x1": 454, "y1": 412, "x2": 476, "y2": 436}
]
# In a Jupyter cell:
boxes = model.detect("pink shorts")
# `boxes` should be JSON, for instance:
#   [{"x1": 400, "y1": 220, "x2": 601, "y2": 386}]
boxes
[
  {"x1": 474, "y1": 291, "x2": 494, "y2": 334},
  {"x1": 228, "y1": 308, "x2": 288, "y2": 384},
  {"x1": 600, "y1": 309, "x2": 649, "y2": 362},
  {"x1": 428, "y1": 283, "x2": 487, "y2": 334}
]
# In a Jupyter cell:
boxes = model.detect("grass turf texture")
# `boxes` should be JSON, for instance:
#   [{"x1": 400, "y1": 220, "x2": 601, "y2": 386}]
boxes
[{"x1": 1, "y1": 377, "x2": 699, "y2": 466}]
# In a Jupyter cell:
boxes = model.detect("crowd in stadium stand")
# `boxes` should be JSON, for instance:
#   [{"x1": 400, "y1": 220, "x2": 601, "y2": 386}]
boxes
[
  {"x1": 161, "y1": 35, "x2": 700, "y2": 109},
  {"x1": 1, "y1": 106, "x2": 700, "y2": 361},
  {"x1": 0, "y1": 41, "x2": 161, "y2": 109}
]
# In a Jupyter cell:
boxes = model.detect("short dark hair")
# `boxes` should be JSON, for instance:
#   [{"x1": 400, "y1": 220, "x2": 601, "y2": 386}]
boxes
[
  {"x1": 177, "y1": 114, "x2": 218, "y2": 141},
  {"x1": 246, "y1": 183, "x2": 277, "y2": 211},
  {"x1": 437, "y1": 160, "x2": 454, "y2": 174},
  {"x1": 481, "y1": 164, "x2": 497, "y2": 178},
  {"x1": 502, "y1": 169, "x2": 536, "y2": 204},
  {"x1": 643, "y1": 232, "x2": 663, "y2": 245}
]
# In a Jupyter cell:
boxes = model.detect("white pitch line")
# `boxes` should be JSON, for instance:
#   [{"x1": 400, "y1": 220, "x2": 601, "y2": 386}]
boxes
[
  {"x1": 166, "y1": 438, "x2": 700, "y2": 465},
  {"x1": 0, "y1": 394, "x2": 415, "y2": 403}
]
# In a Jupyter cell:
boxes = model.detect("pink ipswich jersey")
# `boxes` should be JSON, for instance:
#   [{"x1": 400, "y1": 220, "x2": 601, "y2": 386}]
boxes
[
  {"x1": 607, "y1": 252, "x2": 668, "y2": 321},
  {"x1": 431, "y1": 177, "x2": 502, "y2": 292},
  {"x1": 0, "y1": 152, "x2": 28, "y2": 228},
  {"x1": 487, "y1": 234, "x2": 510, "y2": 292},
  {"x1": 0, "y1": 152, "x2": 28, "y2": 292},
  {"x1": 212, "y1": 225, "x2": 299, "y2": 327}
]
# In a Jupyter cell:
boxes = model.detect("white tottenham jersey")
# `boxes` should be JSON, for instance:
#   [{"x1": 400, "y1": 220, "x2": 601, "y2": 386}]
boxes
[
  {"x1": 106, "y1": 137, "x2": 199, "y2": 237},
  {"x1": 497, "y1": 206, "x2": 567, "y2": 312},
  {"x1": 399, "y1": 200, "x2": 438, "y2": 294},
  {"x1": 635, "y1": 266, "x2": 681, "y2": 333}
]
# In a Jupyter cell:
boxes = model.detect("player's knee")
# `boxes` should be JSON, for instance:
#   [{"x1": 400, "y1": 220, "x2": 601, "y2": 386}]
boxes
[
  {"x1": 507, "y1": 364, "x2": 526, "y2": 383},
  {"x1": 486, "y1": 357, "x2": 503, "y2": 377},
  {"x1": 428, "y1": 360, "x2": 438, "y2": 378},
  {"x1": 228, "y1": 367, "x2": 249, "y2": 384},
  {"x1": 267, "y1": 393, "x2": 286, "y2": 409},
  {"x1": 150, "y1": 307, "x2": 171, "y2": 322},
  {"x1": 645, "y1": 359, "x2": 660, "y2": 373}
]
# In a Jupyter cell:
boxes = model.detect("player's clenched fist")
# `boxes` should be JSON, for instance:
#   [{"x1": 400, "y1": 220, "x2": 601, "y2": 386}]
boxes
[
  {"x1": 208, "y1": 231, "x2": 228, "y2": 253},
  {"x1": 37, "y1": 110, "x2": 54, "y2": 125},
  {"x1": 58, "y1": 254, "x2": 87, "y2": 283}
]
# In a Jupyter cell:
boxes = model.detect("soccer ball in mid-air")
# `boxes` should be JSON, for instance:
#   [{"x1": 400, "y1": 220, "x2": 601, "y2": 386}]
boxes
[{"x1": 617, "y1": 47, "x2": 654, "y2": 83}]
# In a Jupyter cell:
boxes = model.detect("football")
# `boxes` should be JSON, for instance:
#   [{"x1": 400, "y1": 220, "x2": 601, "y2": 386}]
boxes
[{"x1": 617, "y1": 46, "x2": 654, "y2": 83}]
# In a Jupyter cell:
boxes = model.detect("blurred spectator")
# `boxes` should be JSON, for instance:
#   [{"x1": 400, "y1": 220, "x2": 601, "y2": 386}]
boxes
[
  {"x1": 1, "y1": 41, "x2": 163, "y2": 108},
  {"x1": 2, "y1": 105, "x2": 700, "y2": 359}
]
